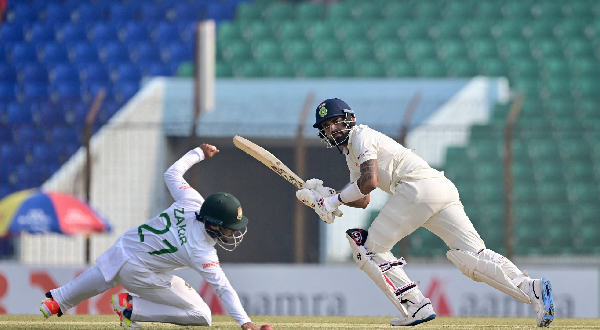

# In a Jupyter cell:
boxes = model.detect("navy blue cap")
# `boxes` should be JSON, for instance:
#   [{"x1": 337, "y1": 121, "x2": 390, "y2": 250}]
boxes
[{"x1": 313, "y1": 98, "x2": 352, "y2": 129}]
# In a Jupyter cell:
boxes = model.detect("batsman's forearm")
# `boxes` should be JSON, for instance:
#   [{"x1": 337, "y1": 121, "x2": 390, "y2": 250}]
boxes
[{"x1": 344, "y1": 195, "x2": 370, "y2": 209}]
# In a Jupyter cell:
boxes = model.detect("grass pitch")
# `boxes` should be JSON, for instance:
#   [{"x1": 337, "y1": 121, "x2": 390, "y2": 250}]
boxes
[{"x1": 0, "y1": 315, "x2": 598, "y2": 330}]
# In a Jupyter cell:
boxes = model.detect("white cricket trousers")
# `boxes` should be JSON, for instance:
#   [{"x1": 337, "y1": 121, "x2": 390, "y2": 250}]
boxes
[
  {"x1": 366, "y1": 176, "x2": 486, "y2": 254},
  {"x1": 51, "y1": 259, "x2": 211, "y2": 326}
]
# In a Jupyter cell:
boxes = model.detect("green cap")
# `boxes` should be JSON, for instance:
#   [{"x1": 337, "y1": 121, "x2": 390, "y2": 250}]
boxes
[{"x1": 199, "y1": 192, "x2": 248, "y2": 231}]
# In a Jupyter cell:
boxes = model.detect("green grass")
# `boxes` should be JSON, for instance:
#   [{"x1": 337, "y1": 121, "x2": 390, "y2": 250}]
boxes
[{"x1": 1, "y1": 315, "x2": 599, "y2": 329}]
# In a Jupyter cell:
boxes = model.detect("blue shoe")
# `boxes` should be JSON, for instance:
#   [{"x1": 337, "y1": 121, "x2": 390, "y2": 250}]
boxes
[{"x1": 526, "y1": 278, "x2": 554, "y2": 327}]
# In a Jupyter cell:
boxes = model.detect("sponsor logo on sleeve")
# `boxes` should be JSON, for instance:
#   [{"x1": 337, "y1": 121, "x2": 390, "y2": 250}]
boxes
[
  {"x1": 203, "y1": 261, "x2": 220, "y2": 268},
  {"x1": 179, "y1": 181, "x2": 193, "y2": 189},
  {"x1": 357, "y1": 150, "x2": 370, "y2": 160}
]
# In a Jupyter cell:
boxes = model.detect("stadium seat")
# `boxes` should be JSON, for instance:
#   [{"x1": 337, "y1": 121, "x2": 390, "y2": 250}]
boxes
[
  {"x1": 313, "y1": 41, "x2": 344, "y2": 62},
  {"x1": 556, "y1": 19, "x2": 589, "y2": 39},
  {"x1": 307, "y1": 22, "x2": 336, "y2": 41},
  {"x1": 568, "y1": 182, "x2": 600, "y2": 204},
  {"x1": 476, "y1": 182, "x2": 504, "y2": 203},
  {"x1": 170, "y1": 3, "x2": 203, "y2": 24},
  {"x1": 513, "y1": 182, "x2": 538, "y2": 203},
  {"x1": 29, "y1": 23, "x2": 57, "y2": 44},
  {"x1": 565, "y1": 40, "x2": 596, "y2": 61},
  {"x1": 114, "y1": 63, "x2": 141, "y2": 83},
  {"x1": 31, "y1": 143, "x2": 62, "y2": 167},
  {"x1": 400, "y1": 21, "x2": 434, "y2": 40},
  {"x1": 385, "y1": 61, "x2": 416, "y2": 77},
  {"x1": 324, "y1": 61, "x2": 354, "y2": 78},
  {"x1": 263, "y1": 61, "x2": 294, "y2": 78},
  {"x1": 43, "y1": 4, "x2": 72, "y2": 25},
  {"x1": 382, "y1": 2, "x2": 413, "y2": 20},
  {"x1": 164, "y1": 42, "x2": 193, "y2": 66},
  {"x1": 9, "y1": 4, "x2": 39, "y2": 24},
  {"x1": 74, "y1": 3, "x2": 105, "y2": 24},
  {"x1": 131, "y1": 42, "x2": 161, "y2": 64},
  {"x1": 242, "y1": 22, "x2": 274, "y2": 42},
  {"x1": 90, "y1": 23, "x2": 119, "y2": 45},
  {"x1": 0, "y1": 23, "x2": 25, "y2": 45},
  {"x1": 51, "y1": 64, "x2": 79, "y2": 84},
  {"x1": 102, "y1": 43, "x2": 131, "y2": 66},
  {"x1": 350, "y1": 3, "x2": 382, "y2": 20},
  {"x1": 53, "y1": 82, "x2": 81, "y2": 102},
  {"x1": 41, "y1": 44, "x2": 70, "y2": 66},
  {"x1": 444, "y1": 1, "x2": 474, "y2": 19},
  {"x1": 22, "y1": 83, "x2": 50, "y2": 101},
  {"x1": 523, "y1": 20, "x2": 556, "y2": 39},
  {"x1": 515, "y1": 225, "x2": 542, "y2": 255},
  {"x1": 16, "y1": 125, "x2": 47, "y2": 148},
  {"x1": 232, "y1": 62, "x2": 263, "y2": 78},
  {"x1": 114, "y1": 81, "x2": 139, "y2": 105},
  {"x1": 437, "y1": 40, "x2": 469, "y2": 60},
  {"x1": 156, "y1": 22, "x2": 181, "y2": 43},
  {"x1": 263, "y1": 3, "x2": 294, "y2": 21},
  {"x1": 477, "y1": 58, "x2": 508, "y2": 76},
  {"x1": 282, "y1": 40, "x2": 313, "y2": 62},
  {"x1": 0, "y1": 83, "x2": 17, "y2": 102},
  {"x1": 475, "y1": 2, "x2": 503, "y2": 19},
  {"x1": 206, "y1": 3, "x2": 235, "y2": 22},
  {"x1": 508, "y1": 59, "x2": 540, "y2": 79},
  {"x1": 374, "y1": 41, "x2": 406, "y2": 61},
  {"x1": 58, "y1": 23, "x2": 87, "y2": 45},
  {"x1": 122, "y1": 23, "x2": 151, "y2": 44},
  {"x1": 430, "y1": 21, "x2": 463, "y2": 40},
  {"x1": 140, "y1": 3, "x2": 166, "y2": 22},
  {"x1": 0, "y1": 144, "x2": 26, "y2": 165},
  {"x1": 497, "y1": 39, "x2": 532, "y2": 60},
  {"x1": 296, "y1": 2, "x2": 324, "y2": 21},
  {"x1": 369, "y1": 22, "x2": 401, "y2": 41},
  {"x1": 218, "y1": 21, "x2": 243, "y2": 41},
  {"x1": 328, "y1": 2, "x2": 352, "y2": 21},
  {"x1": 21, "y1": 64, "x2": 49, "y2": 84},
  {"x1": 236, "y1": 2, "x2": 263, "y2": 21},
  {"x1": 215, "y1": 62, "x2": 233, "y2": 77},
  {"x1": 335, "y1": 21, "x2": 370, "y2": 42},
  {"x1": 11, "y1": 43, "x2": 38, "y2": 67},
  {"x1": 294, "y1": 61, "x2": 325, "y2": 78},
  {"x1": 344, "y1": 41, "x2": 374, "y2": 62},
  {"x1": 468, "y1": 39, "x2": 499, "y2": 59},
  {"x1": 492, "y1": 19, "x2": 526, "y2": 39},
  {"x1": 107, "y1": 3, "x2": 138, "y2": 22},
  {"x1": 0, "y1": 65, "x2": 16, "y2": 83},
  {"x1": 406, "y1": 40, "x2": 438, "y2": 60},
  {"x1": 354, "y1": 61, "x2": 385, "y2": 78},
  {"x1": 462, "y1": 20, "x2": 494, "y2": 40},
  {"x1": 35, "y1": 102, "x2": 66, "y2": 125},
  {"x1": 51, "y1": 126, "x2": 80, "y2": 144},
  {"x1": 81, "y1": 63, "x2": 109, "y2": 84},
  {"x1": 72, "y1": 43, "x2": 100, "y2": 66},
  {"x1": 252, "y1": 40, "x2": 282, "y2": 62}
]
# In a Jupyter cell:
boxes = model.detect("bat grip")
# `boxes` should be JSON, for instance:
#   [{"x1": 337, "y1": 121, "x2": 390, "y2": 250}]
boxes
[{"x1": 333, "y1": 209, "x2": 343, "y2": 217}]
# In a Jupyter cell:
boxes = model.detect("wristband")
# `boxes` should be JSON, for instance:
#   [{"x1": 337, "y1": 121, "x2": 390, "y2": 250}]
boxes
[{"x1": 339, "y1": 181, "x2": 367, "y2": 203}]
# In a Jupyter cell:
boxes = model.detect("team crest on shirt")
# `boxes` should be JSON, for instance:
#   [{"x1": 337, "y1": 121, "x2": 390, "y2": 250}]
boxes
[
  {"x1": 184, "y1": 282, "x2": 193, "y2": 290},
  {"x1": 318, "y1": 103, "x2": 327, "y2": 117},
  {"x1": 237, "y1": 206, "x2": 243, "y2": 220}
]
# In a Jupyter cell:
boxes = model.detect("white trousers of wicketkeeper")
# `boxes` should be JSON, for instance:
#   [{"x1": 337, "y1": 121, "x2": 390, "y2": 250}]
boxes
[
  {"x1": 356, "y1": 175, "x2": 530, "y2": 305},
  {"x1": 51, "y1": 259, "x2": 211, "y2": 326}
]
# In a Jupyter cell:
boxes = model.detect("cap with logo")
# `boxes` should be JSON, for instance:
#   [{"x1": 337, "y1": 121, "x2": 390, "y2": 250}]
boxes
[
  {"x1": 313, "y1": 98, "x2": 353, "y2": 129},
  {"x1": 198, "y1": 192, "x2": 248, "y2": 231}
]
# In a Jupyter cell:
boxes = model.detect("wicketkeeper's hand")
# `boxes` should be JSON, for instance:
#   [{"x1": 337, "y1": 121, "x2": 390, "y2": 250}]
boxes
[
  {"x1": 296, "y1": 188, "x2": 339, "y2": 224},
  {"x1": 303, "y1": 179, "x2": 343, "y2": 217}
]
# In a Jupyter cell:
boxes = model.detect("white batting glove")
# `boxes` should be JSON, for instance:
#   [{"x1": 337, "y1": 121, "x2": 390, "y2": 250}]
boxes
[
  {"x1": 296, "y1": 188, "x2": 336, "y2": 224},
  {"x1": 303, "y1": 179, "x2": 343, "y2": 217}
]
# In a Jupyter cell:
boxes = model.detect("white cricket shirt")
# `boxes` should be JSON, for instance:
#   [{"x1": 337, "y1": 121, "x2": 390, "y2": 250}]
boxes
[
  {"x1": 96, "y1": 148, "x2": 251, "y2": 325},
  {"x1": 345, "y1": 125, "x2": 444, "y2": 194}
]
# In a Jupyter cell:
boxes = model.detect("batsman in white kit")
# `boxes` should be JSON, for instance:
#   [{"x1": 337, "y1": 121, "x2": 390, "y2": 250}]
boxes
[
  {"x1": 296, "y1": 98, "x2": 555, "y2": 327},
  {"x1": 39, "y1": 144, "x2": 261, "y2": 330}
]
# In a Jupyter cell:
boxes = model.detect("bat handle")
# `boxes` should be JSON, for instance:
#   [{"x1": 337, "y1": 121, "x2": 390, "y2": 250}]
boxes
[{"x1": 333, "y1": 209, "x2": 343, "y2": 217}]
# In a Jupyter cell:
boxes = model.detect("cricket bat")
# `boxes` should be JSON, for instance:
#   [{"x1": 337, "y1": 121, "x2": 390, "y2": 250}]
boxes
[{"x1": 233, "y1": 135, "x2": 342, "y2": 216}]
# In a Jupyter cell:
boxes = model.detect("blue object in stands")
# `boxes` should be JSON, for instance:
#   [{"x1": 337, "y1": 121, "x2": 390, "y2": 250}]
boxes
[
  {"x1": 206, "y1": 3, "x2": 235, "y2": 22},
  {"x1": 114, "y1": 81, "x2": 139, "y2": 104},
  {"x1": 0, "y1": 24, "x2": 25, "y2": 45},
  {"x1": 29, "y1": 23, "x2": 57, "y2": 44},
  {"x1": 52, "y1": 64, "x2": 80, "y2": 84},
  {"x1": 11, "y1": 43, "x2": 38, "y2": 66},
  {"x1": 172, "y1": 3, "x2": 201, "y2": 23},
  {"x1": 36, "y1": 102, "x2": 67, "y2": 125},
  {"x1": 10, "y1": 5, "x2": 38, "y2": 24},
  {"x1": 15, "y1": 165, "x2": 41, "y2": 190},
  {"x1": 103, "y1": 42, "x2": 130, "y2": 66},
  {"x1": 51, "y1": 126, "x2": 79, "y2": 144},
  {"x1": 156, "y1": 23, "x2": 181, "y2": 43},
  {"x1": 22, "y1": 83, "x2": 50, "y2": 101},
  {"x1": 85, "y1": 81, "x2": 114, "y2": 102},
  {"x1": 0, "y1": 127, "x2": 12, "y2": 143},
  {"x1": 44, "y1": 4, "x2": 72, "y2": 25},
  {"x1": 75, "y1": 3, "x2": 105, "y2": 24},
  {"x1": 32, "y1": 143, "x2": 61, "y2": 166},
  {"x1": 5, "y1": 103, "x2": 33, "y2": 124},
  {"x1": 108, "y1": 3, "x2": 138, "y2": 22},
  {"x1": 0, "y1": 144, "x2": 26, "y2": 165},
  {"x1": 59, "y1": 23, "x2": 88, "y2": 45},
  {"x1": 72, "y1": 43, "x2": 99, "y2": 65},
  {"x1": 165, "y1": 42, "x2": 193, "y2": 65},
  {"x1": 22, "y1": 64, "x2": 49, "y2": 84},
  {"x1": 133, "y1": 42, "x2": 161, "y2": 64},
  {"x1": 115, "y1": 63, "x2": 141, "y2": 83},
  {"x1": 122, "y1": 23, "x2": 151, "y2": 44},
  {"x1": 140, "y1": 3, "x2": 166, "y2": 22},
  {"x1": 16, "y1": 125, "x2": 47, "y2": 147},
  {"x1": 144, "y1": 63, "x2": 172, "y2": 76},
  {"x1": 0, "y1": 65, "x2": 17, "y2": 82},
  {"x1": 91, "y1": 23, "x2": 119, "y2": 45},
  {"x1": 54, "y1": 82, "x2": 81, "y2": 102},
  {"x1": 41, "y1": 44, "x2": 70, "y2": 66},
  {"x1": 69, "y1": 102, "x2": 89, "y2": 125},
  {"x1": 0, "y1": 83, "x2": 16, "y2": 102},
  {"x1": 82, "y1": 63, "x2": 109, "y2": 83}
]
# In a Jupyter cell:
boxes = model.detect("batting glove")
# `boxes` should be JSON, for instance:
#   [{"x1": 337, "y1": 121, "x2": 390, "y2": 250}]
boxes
[
  {"x1": 296, "y1": 188, "x2": 337, "y2": 224},
  {"x1": 303, "y1": 179, "x2": 343, "y2": 217}
]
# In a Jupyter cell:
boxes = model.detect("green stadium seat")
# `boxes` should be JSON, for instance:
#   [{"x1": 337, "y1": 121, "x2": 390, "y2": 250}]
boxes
[
  {"x1": 474, "y1": 161, "x2": 504, "y2": 182},
  {"x1": 546, "y1": 100, "x2": 578, "y2": 121},
  {"x1": 218, "y1": 21, "x2": 243, "y2": 41},
  {"x1": 400, "y1": 21, "x2": 435, "y2": 40},
  {"x1": 417, "y1": 60, "x2": 447, "y2": 77},
  {"x1": 276, "y1": 21, "x2": 307, "y2": 41},
  {"x1": 501, "y1": 2, "x2": 534, "y2": 19},
  {"x1": 336, "y1": 21, "x2": 370, "y2": 42},
  {"x1": 565, "y1": 40, "x2": 596, "y2": 61},
  {"x1": 282, "y1": 40, "x2": 314, "y2": 62},
  {"x1": 464, "y1": 204, "x2": 482, "y2": 225},
  {"x1": 537, "y1": 182, "x2": 569, "y2": 203},
  {"x1": 546, "y1": 226, "x2": 574, "y2": 254},
  {"x1": 242, "y1": 22, "x2": 274, "y2": 42},
  {"x1": 541, "y1": 79, "x2": 573, "y2": 100},
  {"x1": 475, "y1": 2, "x2": 503, "y2": 19},
  {"x1": 513, "y1": 203, "x2": 543, "y2": 226},
  {"x1": 461, "y1": 20, "x2": 495, "y2": 40},
  {"x1": 233, "y1": 62, "x2": 264, "y2": 78},
  {"x1": 543, "y1": 203, "x2": 573, "y2": 226},
  {"x1": 555, "y1": 20, "x2": 589, "y2": 39},
  {"x1": 445, "y1": 146, "x2": 468, "y2": 164},
  {"x1": 497, "y1": 39, "x2": 532, "y2": 59},
  {"x1": 574, "y1": 202, "x2": 600, "y2": 225},
  {"x1": 264, "y1": 3, "x2": 294, "y2": 20},
  {"x1": 382, "y1": 2, "x2": 413, "y2": 20},
  {"x1": 351, "y1": 3, "x2": 382, "y2": 20},
  {"x1": 553, "y1": 119, "x2": 587, "y2": 139},
  {"x1": 508, "y1": 59, "x2": 540, "y2": 79},
  {"x1": 528, "y1": 139, "x2": 560, "y2": 161},
  {"x1": 344, "y1": 41, "x2": 374, "y2": 62},
  {"x1": 476, "y1": 182, "x2": 504, "y2": 203},
  {"x1": 559, "y1": 138, "x2": 592, "y2": 161},
  {"x1": 252, "y1": 40, "x2": 283, "y2": 62},
  {"x1": 407, "y1": 40, "x2": 438, "y2": 60},
  {"x1": 447, "y1": 59, "x2": 478, "y2": 77},
  {"x1": 533, "y1": 40, "x2": 565, "y2": 61},
  {"x1": 479, "y1": 202, "x2": 504, "y2": 224},
  {"x1": 578, "y1": 99, "x2": 600, "y2": 121},
  {"x1": 413, "y1": 2, "x2": 441, "y2": 19},
  {"x1": 264, "y1": 61, "x2": 294, "y2": 78},
  {"x1": 430, "y1": 21, "x2": 463, "y2": 40},
  {"x1": 443, "y1": 1, "x2": 474, "y2": 19},
  {"x1": 456, "y1": 181, "x2": 477, "y2": 203},
  {"x1": 567, "y1": 182, "x2": 600, "y2": 204},
  {"x1": 575, "y1": 223, "x2": 600, "y2": 254},
  {"x1": 512, "y1": 160, "x2": 536, "y2": 184},
  {"x1": 437, "y1": 40, "x2": 469, "y2": 60},
  {"x1": 468, "y1": 39, "x2": 499, "y2": 59},
  {"x1": 573, "y1": 78, "x2": 600, "y2": 99},
  {"x1": 374, "y1": 41, "x2": 406, "y2": 61},
  {"x1": 523, "y1": 21, "x2": 557, "y2": 39},
  {"x1": 296, "y1": 2, "x2": 325, "y2": 21},
  {"x1": 307, "y1": 22, "x2": 335, "y2": 41},
  {"x1": 328, "y1": 2, "x2": 352, "y2": 21},
  {"x1": 492, "y1": 19, "x2": 526, "y2": 39},
  {"x1": 540, "y1": 59, "x2": 571, "y2": 79},
  {"x1": 294, "y1": 61, "x2": 325, "y2": 78},
  {"x1": 533, "y1": 162, "x2": 566, "y2": 183},
  {"x1": 512, "y1": 78, "x2": 541, "y2": 99},
  {"x1": 515, "y1": 225, "x2": 543, "y2": 255},
  {"x1": 215, "y1": 62, "x2": 233, "y2": 77},
  {"x1": 468, "y1": 139, "x2": 502, "y2": 160},
  {"x1": 369, "y1": 21, "x2": 401, "y2": 41},
  {"x1": 221, "y1": 40, "x2": 252, "y2": 62},
  {"x1": 478, "y1": 58, "x2": 509, "y2": 76},
  {"x1": 385, "y1": 60, "x2": 417, "y2": 77},
  {"x1": 564, "y1": 1, "x2": 595, "y2": 18},
  {"x1": 236, "y1": 2, "x2": 263, "y2": 21},
  {"x1": 444, "y1": 162, "x2": 475, "y2": 182},
  {"x1": 325, "y1": 61, "x2": 354, "y2": 77},
  {"x1": 531, "y1": 2, "x2": 565, "y2": 19},
  {"x1": 313, "y1": 41, "x2": 344, "y2": 62},
  {"x1": 513, "y1": 183, "x2": 538, "y2": 203},
  {"x1": 355, "y1": 61, "x2": 386, "y2": 78}
]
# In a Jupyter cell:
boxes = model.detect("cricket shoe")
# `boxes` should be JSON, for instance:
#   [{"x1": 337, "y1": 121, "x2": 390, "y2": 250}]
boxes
[
  {"x1": 111, "y1": 293, "x2": 141, "y2": 329},
  {"x1": 390, "y1": 298, "x2": 436, "y2": 326},
  {"x1": 524, "y1": 278, "x2": 555, "y2": 327},
  {"x1": 40, "y1": 292, "x2": 62, "y2": 318}
]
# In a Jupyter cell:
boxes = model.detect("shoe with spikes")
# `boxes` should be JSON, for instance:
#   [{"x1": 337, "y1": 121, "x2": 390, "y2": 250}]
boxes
[
  {"x1": 111, "y1": 293, "x2": 141, "y2": 329},
  {"x1": 40, "y1": 292, "x2": 62, "y2": 319},
  {"x1": 390, "y1": 298, "x2": 436, "y2": 326},
  {"x1": 525, "y1": 278, "x2": 555, "y2": 327}
]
